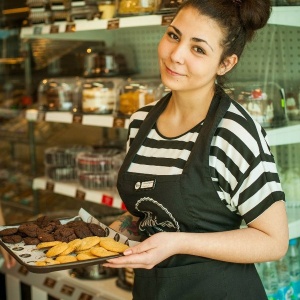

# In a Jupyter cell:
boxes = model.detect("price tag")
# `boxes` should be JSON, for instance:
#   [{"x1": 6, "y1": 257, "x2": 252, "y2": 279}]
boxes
[
  {"x1": 50, "y1": 25, "x2": 59, "y2": 33},
  {"x1": 65, "y1": 23, "x2": 76, "y2": 33},
  {"x1": 75, "y1": 190, "x2": 86, "y2": 200},
  {"x1": 73, "y1": 114, "x2": 83, "y2": 124},
  {"x1": 60, "y1": 284, "x2": 75, "y2": 296},
  {"x1": 43, "y1": 277, "x2": 57, "y2": 289},
  {"x1": 18, "y1": 265, "x2": 28, "y2": 276},
  {"x1": 113, "y1": 117, "x2": 125, "y2": 128},
  {"x1": 107, "y1": 19, "x2": 120, "y2": 30},
  {"x1": 46, "y1": 181, "x2": 55, "y2": 191},
  {"x1": 161, "y1": 15, "x2": 175, "y2": 26},
  {"x1": 78, "y1": 293, "x2": 93, "y2": 300},
  {"x1": 101, "y1": 194, "x2": 113, "y2": 206}
]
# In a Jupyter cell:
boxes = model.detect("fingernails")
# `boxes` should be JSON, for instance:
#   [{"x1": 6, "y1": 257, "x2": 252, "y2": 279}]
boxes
[{"x1": 123, "y1": 249, "x2": 132, "y2": 255}]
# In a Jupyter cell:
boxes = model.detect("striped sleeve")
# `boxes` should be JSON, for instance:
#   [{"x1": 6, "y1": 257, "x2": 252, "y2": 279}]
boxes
[{"x1": 209, "y1": 101, "x2": 285, "y2": 224}]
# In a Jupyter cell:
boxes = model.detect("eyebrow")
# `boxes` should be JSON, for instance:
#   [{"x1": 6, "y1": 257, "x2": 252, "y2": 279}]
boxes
[{"x1": 169, "y1": 25, "x2": 214, "y2": 52}]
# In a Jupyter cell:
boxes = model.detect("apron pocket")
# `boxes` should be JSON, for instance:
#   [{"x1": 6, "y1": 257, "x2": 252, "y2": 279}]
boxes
[{"x1": 133, "y1": 261, "x2": 227, "y2": 300}]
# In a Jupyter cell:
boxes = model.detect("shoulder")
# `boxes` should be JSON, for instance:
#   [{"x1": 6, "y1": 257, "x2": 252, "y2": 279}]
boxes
[{"x1": 215, "y1": 98, "x2": 270, "y2": 157}]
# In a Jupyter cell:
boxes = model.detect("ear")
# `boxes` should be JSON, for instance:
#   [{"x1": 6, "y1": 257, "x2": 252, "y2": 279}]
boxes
[{"x1": 217, "y1": 54, "x2": 238, "y2": 76}]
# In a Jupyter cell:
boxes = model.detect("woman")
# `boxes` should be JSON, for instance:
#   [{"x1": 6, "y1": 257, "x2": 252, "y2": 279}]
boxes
[
  {"x1": 0, "y1": 206, "x2": 16, "y2": 269},
  {"x1": 104, "y1": 0, "x2": 289, "y2": 298}
]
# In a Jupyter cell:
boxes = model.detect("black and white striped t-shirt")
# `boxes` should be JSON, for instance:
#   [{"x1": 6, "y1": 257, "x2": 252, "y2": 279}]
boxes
[{"x1": 126, "y1": 99, "x2": 284, "y2": 224}]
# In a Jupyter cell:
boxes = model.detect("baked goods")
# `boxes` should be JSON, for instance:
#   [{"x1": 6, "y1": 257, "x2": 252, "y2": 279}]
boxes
[
  {"x1": 76, "y1": 236, "x2": 102, "y2": 252},
  {"x1": 46, "y1": 242, "x2": 69, "y2": 257},
  {"x1": 36, "y1": 241, "x2": 62, "y2": 249},
  {"x1": 0, "y1": 227, "x2": 18, "y2": 236},
  {"x1": 100, "y1": 237, "x2": 129, "y2": 253},
  {"x1": 90, "y1": 246, "x2": 119, "y2": 257},
  {"x1": 18, "y1": 223, "x2": 39, "y2": 238},
  {"x1": 2, "y1": 235, "x2": 23, "y2": 244}
]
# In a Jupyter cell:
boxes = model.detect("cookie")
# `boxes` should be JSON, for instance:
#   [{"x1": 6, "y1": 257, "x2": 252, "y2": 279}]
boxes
[
  {"x1": 66, "y1": 220, "x2": 87, "y2": 228},
  {"x1": 90, "y1": 246, "x2": 119, "y2": 257},
  {"x1": 36, "y1": 241, "x2": 62, "y2": 249},
  {"x1": 2, "y1": 234, "x2": 22, "y2": 244},
  {"x1": 46, "y1": 242, "x2": 69, "y2": 257},
  {"x1": 23, "y1": 237, "x2": 40, "y2": 245},
  {"x1": 18, "y1": 223, "x2": 39, "y2": 238},
  {"x1": 100, "y1": 238, "x2": 129, "y2": 253},
  {"x1": 87, "y1": 223, "x2": 106, "y2": 237},
  {"x1": 76, "y1": 236, "x2": 102, "y2": 252},
  {"x1": 59, "y1": 239, "x2": 82, "y2": 256},
  {"x1": 76, "y1": 253, "x2": 98, "y2": 261},
  {"x1": 74, "y1": 225, "x2": 93, "y2": 239},
  {"x1": 55, "y1": 255, "x2": 77, "y2": 263},
  {"x1": 0, "y1": 227, "x2": 18, "y2": 237},
  {"x1": 54, "y1": 226, "x2": 77, "y2": 242},
  {"x1": 36, "y1": 261, "x2": 47, "y2": 266},
  {"x1": 37, "y1": 229, "x2": 55, "y2": 242},
  {"x1": 44, "y1": 258, "x2": 61, "y2": 265}
]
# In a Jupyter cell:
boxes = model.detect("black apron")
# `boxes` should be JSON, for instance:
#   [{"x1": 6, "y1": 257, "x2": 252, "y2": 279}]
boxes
[{"x1": 117, "y1": 89, "x2": 267, "y2": 300}]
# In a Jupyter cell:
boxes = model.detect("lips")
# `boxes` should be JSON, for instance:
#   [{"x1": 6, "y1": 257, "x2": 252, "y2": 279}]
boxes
[{"x1": 165, "y1": 64, "x2": 185, "y2": 77}]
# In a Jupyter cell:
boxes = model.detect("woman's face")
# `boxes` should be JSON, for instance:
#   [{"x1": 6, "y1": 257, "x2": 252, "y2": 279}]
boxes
[{"x1": 158, "y1": 6, "x2": 228, "y2": 94}]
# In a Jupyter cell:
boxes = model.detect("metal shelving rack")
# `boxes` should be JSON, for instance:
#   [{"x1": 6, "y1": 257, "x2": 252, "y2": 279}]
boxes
[{"x1": 19, "y1": 6, "x2": 300, "y2": 237}]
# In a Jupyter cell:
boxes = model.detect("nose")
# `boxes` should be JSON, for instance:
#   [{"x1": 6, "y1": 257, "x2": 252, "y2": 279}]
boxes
[{"x1": 170, "y1": 43, "x2": 185, "y2": 65}]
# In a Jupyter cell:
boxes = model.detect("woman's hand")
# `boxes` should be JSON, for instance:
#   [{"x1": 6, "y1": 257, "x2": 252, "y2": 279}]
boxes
[
  {"x1": 103, "y1": 232, "x2": 180, "y2": 269},
  {"x1": 1, "y1": 246, "x2": 16, "y2": 269}
]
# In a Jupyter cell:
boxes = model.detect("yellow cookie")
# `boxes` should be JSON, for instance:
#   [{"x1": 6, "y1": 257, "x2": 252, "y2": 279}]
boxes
[
  {"x1": 36, "y1": 241, "x2": 62, "y2": 249},
  {"x1": 35, "y1": 260, "x2": 47, "y2": 266},
  {"x1": 76, "y1": 253, "x2": 98, "y2": 261},
  {"x1": 44, "y1": 258, "x2": 61, "y2": 265},
  {"x1": 55, "y1": 255, "x2": 77, "y2": 263},
  {"x1": 100, "y1": 238, "x2": 129, "y2": 253},
  {"x1": 59, "y1": 239, "x2": 82, "y2": 256},
  {"x1": 76, "y1": 236, "x2": 102, "y2": 252},
  {"x1": 90, "y1": 246, "x2": 119, "y2": 257},
  {"x1": 46, "y1": 242, "x2": 69, "y2": 257}
]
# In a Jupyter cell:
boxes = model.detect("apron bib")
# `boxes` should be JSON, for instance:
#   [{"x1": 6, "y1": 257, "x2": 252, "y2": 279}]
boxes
[{"x1": 117, "y1": 89, "x2": 267, "y2": 300}]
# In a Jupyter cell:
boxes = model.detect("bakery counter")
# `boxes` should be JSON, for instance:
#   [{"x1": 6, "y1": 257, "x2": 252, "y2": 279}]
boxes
[{"x1": 0, "y1": 258, "x2": 132, "y2": 300}]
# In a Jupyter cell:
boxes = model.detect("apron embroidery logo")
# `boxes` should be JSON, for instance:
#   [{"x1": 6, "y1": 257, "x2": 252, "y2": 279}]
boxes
[{"x1": 135, "y1": 197, "x2": 180, "y2": 234}]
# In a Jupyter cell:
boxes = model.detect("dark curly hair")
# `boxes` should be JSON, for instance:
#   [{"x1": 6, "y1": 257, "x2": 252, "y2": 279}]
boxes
[{"x1": 175, "y1": 0, "x2": 272, "y2": 84}]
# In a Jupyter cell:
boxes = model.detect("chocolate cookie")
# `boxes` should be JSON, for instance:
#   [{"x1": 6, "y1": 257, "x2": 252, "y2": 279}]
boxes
[
  {"x1": 0, "y1": 227, "x2": 18, "y2": 237},
  {"x1": 66, "y1": 220, "x2": 87, "y2": 228},
  {"x1": 37, "y1": 229, "x2": 55, "y2": 242},
  {"x1": 23, "y1": 237, "x2": 40, "y2": 245},
  {"x1": 87, "y1": 223, "x2": 106, "y2": 237},
  {"x1": 54, "y1": 227, "x2": 77, "y2": 242},
  {"x1": 18, "y1": 223, "x2": 39, "y2": 238},
  {"x1": 74, "y1": 225, "x2": 93, "y2": 239},
  {"x1": 35, "y1": 216, "x2": 61, "y2": 228},
  {"x1": 2, "y1": 234, "x2": 22, "y2": 244}
]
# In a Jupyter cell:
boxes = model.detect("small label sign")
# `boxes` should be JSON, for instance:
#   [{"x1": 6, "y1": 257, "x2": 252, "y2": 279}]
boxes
[
  {"x1": 107, "y1": 19, "x2": 120, "y2": 30},
  {"x1": 78, "y1": 293, "x2": 93, "y2": 300},
  {"x1": 18, "y1": 265, "x2": 28, "y2": 275},
  {"x1": 43, "y1": 277, "x2": 56, "y2": 288},
  {"x1": 61, "y1": 284, "x2": 75, "y2": 296}
]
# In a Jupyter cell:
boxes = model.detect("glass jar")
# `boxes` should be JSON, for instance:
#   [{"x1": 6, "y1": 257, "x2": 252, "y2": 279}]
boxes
[
  {"x1": 116, "y1": 0, "x2": 157, "y2": 16},
  {"x1": 98, "y1": 0, "x2": 116, "y2": 18},
  {"x1": 116, "y1": 77, "x2": 164, "y2": 117}
]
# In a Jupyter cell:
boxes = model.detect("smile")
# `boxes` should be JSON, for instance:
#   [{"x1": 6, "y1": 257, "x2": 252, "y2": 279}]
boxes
[{"x1": 165, "y1": 65, "x2": 185, "y2": 77}]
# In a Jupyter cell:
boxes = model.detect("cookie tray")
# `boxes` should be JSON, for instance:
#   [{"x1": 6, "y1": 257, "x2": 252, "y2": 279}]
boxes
[{"x1": 0, "y1": 208, "x2": 138, "y2": 273}]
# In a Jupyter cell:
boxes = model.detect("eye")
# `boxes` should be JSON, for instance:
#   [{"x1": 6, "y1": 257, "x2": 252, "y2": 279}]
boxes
[
  {"x1": 193, "y1": 46, "x2": 205, "y2": 55},
  {"x1": 167, "y1": 31, "x2": 179, "y2": 42}
]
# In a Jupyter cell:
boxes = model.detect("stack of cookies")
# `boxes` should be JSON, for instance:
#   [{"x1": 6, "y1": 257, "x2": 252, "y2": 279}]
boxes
[{"x1": 35, "y1": 236, "x2": 129, "y2": 266}]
